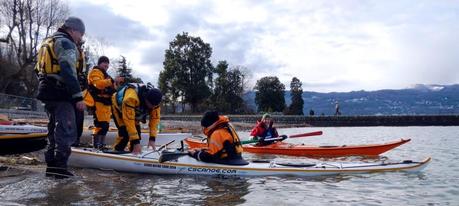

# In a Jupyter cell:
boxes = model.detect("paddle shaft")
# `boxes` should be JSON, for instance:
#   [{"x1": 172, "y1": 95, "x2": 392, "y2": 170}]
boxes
[
  {"x1": 241, "y1": 137, "x2": 283, "y2": 144},
  {"x1": 141, "y1": 140, "x2": 175, "y2": 158},
  {"x1": 289, "y1": 131, "x2": 323, "y2": 138},
  {"x1": 241, "y1": 131, "x2": 322, "y2": 144}
]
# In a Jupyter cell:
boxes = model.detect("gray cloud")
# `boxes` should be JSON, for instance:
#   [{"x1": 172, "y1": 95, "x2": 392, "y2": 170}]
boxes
[
  {"x1": 71, "y1": 0, "x2": 459, "y2": 92},
  {"x1": 140, "y1": 1, "x2": 282, "y2": 75},
  {"x1": 72, "y1": 3, "x2": 153, "y2": 48}
]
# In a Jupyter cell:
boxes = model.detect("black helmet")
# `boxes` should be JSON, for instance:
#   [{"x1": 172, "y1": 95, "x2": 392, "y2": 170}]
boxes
[
  {"x1": 201, "y1": 111, "x2": 219, "y2": 128},
  {"x1": 144, "y1": 88, "x2": 162, "y2": 106}
]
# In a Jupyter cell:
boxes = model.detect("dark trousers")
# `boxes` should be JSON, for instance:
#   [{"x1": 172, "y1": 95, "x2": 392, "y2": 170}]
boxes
[
  {"x1": 44, "y1": 101, "x2": 77, "y2": 169},
  {"x1": 73, "y1": 109, "x2": 84, "y2": 146},
  {"x1": 112, "y1": 109, "x2": 141, "y2": 151},
  {"x1": 113, "y1": 125, "x2": 141, "y2": 152},
  {"x1": 93, "y1": 116, "x2": 109, "y2": 136}
]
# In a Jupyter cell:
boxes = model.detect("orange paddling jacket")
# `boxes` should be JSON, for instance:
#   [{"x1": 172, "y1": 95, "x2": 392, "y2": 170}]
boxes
[{"x1": 192, "y1": 116, "x2": 246, "y2": 165}]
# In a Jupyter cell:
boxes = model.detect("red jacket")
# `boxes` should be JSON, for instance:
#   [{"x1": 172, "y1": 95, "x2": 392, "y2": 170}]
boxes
[{"x1": 250, "y1": 121, "x2": 278, "y2": 138}]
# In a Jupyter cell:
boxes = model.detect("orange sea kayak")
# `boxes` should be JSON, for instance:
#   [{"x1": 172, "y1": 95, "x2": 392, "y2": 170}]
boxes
[{"x1": 184, "y1": 138, "x2": 411, "y2": 157}]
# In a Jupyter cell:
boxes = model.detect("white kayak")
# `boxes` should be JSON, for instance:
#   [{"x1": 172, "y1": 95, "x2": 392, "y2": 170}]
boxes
[
  {"x1": 0, "y1": 124, "x2": 48, "y2": 134},
  {"x1": 68, "y1": 147, "x2": 431, "y2": 177}
]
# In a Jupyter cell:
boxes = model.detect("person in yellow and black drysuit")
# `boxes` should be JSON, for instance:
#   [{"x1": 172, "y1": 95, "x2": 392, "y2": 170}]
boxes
[
  {"x1": 112, "y1": 83, "x2": 162, "y2": 155},
  {"x1": 35, "y1": 17, "x2": 86, "y2": 179},
  {"x1": 188, "y1": 111, "x2": 249, "y2": 165},
  {"x1": 86, "y1": 56, "x2": 115, "y2": 148},
  {"x1": 72, "y1": 42, "x2": 87, "y2": 147}
]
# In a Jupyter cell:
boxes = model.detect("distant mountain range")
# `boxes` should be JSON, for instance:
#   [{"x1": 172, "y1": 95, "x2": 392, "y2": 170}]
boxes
[{"x1": 244, "y1": 84, "x2": 459, "y2": 115}]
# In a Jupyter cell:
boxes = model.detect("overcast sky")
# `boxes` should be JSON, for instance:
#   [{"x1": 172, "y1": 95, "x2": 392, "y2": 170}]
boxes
[{"x1": 70, "y1": 0, "x2": 459, "y2": 92}]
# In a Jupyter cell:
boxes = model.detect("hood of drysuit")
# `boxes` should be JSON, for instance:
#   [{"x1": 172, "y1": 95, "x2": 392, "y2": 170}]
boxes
[{"x1": 203, "y1": 115, "x2": 230, "y2": 136}]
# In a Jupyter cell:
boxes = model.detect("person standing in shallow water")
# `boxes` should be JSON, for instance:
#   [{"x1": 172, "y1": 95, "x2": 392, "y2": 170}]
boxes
[
  {"x1": 86, "y1": 56, "x2": 115, "y2": 149},
  {"x1": 35, "y1": 17, "x2": 86, "y2": 179},
  {"x1": 72, "y1": 41, "x2": 87, "y2": 147},
  {"x1": 111, "y1": 83, "x2": 162, "y2": 155}
]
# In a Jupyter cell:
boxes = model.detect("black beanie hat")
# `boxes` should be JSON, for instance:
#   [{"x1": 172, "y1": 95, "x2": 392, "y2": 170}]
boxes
[
  {"x1": 201, "y1": 111, "x2": 219, "y2": 128},
  {"x1": 145, "y1": 88, "x2": 162, "y2": 106},
  {"x1": 97, "y1": 56, "x2": 110, "y2": 65}
]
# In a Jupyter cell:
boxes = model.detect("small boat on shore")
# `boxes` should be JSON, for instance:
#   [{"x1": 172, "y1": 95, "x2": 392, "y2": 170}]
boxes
[
  {"x1": 0, "y1": 125, "x2": 48, "y2": 155},
  {"x1": 0, "y1": 133, "x2": 47, "y2": 155},
  {"x1": 0, "y1": 124, "x2": 48, "y2": 134},
  {"x1": 68, "y1": 147, "x2": 430, "y2": 177},
  {"x1": 185, "y1": 138, "x2": 411, "y2": 157}
]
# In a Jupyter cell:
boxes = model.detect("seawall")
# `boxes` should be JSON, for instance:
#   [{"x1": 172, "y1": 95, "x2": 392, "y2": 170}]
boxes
[
  {"x1": 162, "y1": 114, "x2": 459, "y2": 127},
  {"x1": 2, "y1": 108, "x2": 458, "y2": 127}
]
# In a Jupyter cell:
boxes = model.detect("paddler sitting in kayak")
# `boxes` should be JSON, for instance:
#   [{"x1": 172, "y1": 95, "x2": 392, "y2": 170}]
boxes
[
  {"x1": 188, "y1": 111, "x2": 249, "y2": 165},
  {"x1": 250, "y1": 113, "x2": 287, "y2": 146}
]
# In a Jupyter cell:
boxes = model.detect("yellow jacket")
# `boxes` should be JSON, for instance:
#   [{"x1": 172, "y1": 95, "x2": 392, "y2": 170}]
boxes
[
  {"x1": 88, "y1": 68, "x2": 113, "y2": 94},
  {"x1": 113, "y1": 87, "x2": 160, "y2": 141}
]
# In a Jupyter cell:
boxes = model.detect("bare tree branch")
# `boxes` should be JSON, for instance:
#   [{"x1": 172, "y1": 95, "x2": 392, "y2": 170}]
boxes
[{"x1": 0, "y1": 0, "x2": 69, "y2": 96}]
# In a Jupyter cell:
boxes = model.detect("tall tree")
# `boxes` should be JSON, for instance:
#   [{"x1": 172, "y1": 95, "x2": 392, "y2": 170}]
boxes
[
  {"x1": 254, "y1": 76, "x2": 285, "y2": 112},
  {"x1": 211, "y1": 61, "x2": 230, "y2": 112},
  {"x1": 161, "y1": 32, "x2": 213, "y2": 112},
  {"x1": 288, "y1": 77, "x2": 304, "y2": 115},
  {"x1": 210, "y1": 61, "x2": 246, "y2": 114},
  {"x1": 0, "y1": 0, "x2": 69, "y2": 96},
  {"x1": 116, "y1": 55, "x2": 142, "y2": 83},
  {"x1": 158, "y1": 67, "x2": 179, "y2": 113},
  {"x1": 226, "y1": 67, "x2": 246, "y2": 113}
]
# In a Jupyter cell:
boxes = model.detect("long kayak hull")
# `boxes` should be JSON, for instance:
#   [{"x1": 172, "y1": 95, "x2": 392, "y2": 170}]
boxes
[
  {"x1": 68, "y1": 148, "x2": 430, "y2": 177},
  {"x1": 185, "y1": 138, "x2": 411, "y2": 157}
]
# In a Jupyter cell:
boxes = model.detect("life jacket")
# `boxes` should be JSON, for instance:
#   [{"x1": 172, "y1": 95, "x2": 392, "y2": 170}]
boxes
[
  {"x1": 87, "y1": 67, "x2": 114, "y2": 105},
  {"x1": 35, "y1": 31, "x2": 80, "y2": 102},
  {"x1": 204, "y1": 116, "x2": 244, "y2": 161},
  {"x1": 115, "y1": 83, "x2": 150, "y2": 122},
  {"x1": 250, "y1": 121, "x2": 278, "y2": 138},
  {"x1": 262, "y1": 122, "x2": 278, "y2": 138},
  {"x1": 35, "y1": 33, "x2": 74, "y2": 76}
]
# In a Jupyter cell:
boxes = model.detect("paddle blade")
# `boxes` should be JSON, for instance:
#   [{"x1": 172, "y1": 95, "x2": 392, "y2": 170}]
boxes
[
  {"x1": 158, "y1": 151, "x2": 188, "y2": 163},
  {"x1": 289, "y1": 131, "x2": 323, "y2": 138}
]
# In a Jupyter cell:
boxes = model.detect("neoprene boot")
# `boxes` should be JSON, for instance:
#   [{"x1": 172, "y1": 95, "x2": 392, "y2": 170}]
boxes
[
  {"x1": 45, "y1": 162, "x2": 56, "y2": 177},
  {"x1": 93, "y1": 134, "x2": 101, "y2": 148},
  {"x1": 53, "y1": 167, "x2": 74, "y2": 179},
  {"x1": 99, "y1": 135, "x2": 106, "y2": 149}
]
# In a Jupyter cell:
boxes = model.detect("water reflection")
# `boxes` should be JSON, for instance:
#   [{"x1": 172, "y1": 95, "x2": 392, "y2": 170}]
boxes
[
  {"x1": 201, "y1": 177, "x2": 250, "y2": 205},
  {"x1": 1, "y1": 126, "x2": 458, "y2": 205}
]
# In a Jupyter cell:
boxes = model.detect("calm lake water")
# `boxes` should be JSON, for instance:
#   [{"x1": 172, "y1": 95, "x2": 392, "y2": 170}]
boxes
[{"x1": 1, "y1": 126, "x2": 458, "y2": 205}]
